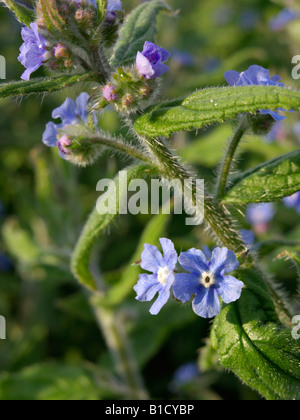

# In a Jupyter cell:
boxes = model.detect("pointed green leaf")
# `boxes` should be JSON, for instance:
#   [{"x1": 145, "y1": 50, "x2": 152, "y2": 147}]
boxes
[
  {"x1": 110, "y1": 0, "x2": 172, "y2": 67},
  {"x1": 133, "y1": 86, "x2": 300, "y2": 138},
  {"x1": 222, "y1": 150, "x2": 300, "y2": 205},
  {"x1": 2, "y1": 0, "x2": 35, "y2": 26},
  {"x1": 0, "y1": 73, "x2": 95, "y2": 99},
  {"x1": 71, "y1": 164, "x2": 156, "y2": 291},
  {"x1": 211, "y1": 269, "x2": 300, "y2": 400}
]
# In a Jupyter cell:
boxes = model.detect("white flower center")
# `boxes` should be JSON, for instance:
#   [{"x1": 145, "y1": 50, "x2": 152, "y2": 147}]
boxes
[
  {"x1": 201, "y1": 272, "x2": 215, "y2": 289},
  {"x1": 157, "y1": 266, "x2": 171, "y2": 286}
]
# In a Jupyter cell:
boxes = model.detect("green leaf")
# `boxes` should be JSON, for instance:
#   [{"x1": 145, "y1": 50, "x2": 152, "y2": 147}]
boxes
[
  {"x1": 71, "y1": 164, "x2": 156, "y2": 291},
  {"x1": 211, "y1": 269, "x2": 300, "y2": 400},
  {"x1": 0, "y1": 73, "x2": 95, "y2": 99},
  {"x1": 2, "y1": 0, "x2": 35, "y2": 26},
  {"x1": 133, "y1": 86, "x2": 300, "y2": 138},
  {"x1": 110, "y1": 0, "x2": 171, "y2": 67},
  {"x1": 222, "y1": 150, "x2": 300, "y2": 205},
  {"x1": 275, "y1": 251, "x2": 300, "y2": 282},
  {"x1": 101, "y1": 212, "x2": 170, "y2": 307},
  {"x1": 0, "y1": 363, "x2": 103, "y2": 400}
]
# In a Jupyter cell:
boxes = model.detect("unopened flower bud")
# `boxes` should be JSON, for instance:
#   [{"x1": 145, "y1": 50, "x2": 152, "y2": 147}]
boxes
[
  {"x1": 102, "y1": 84, "x2": 118, "y2": 102},
  {"x1": 75, "y1": 9, "x2": 90, "y2": 23},
  {"x1": 64, "y1": 59, "x2": 73, "y2": 68},
  {"x1": 53, "y1": 43, "x2": 69, "y2": 58},
  {"x1": 57, "y1": 135, "x2": 72, "y2": 155},
  {"x1": 140, "y1": 85, "x2": 152, "y2": 98},
  {"x1": 122, "y1": 93, "x2": 134, "y2": 108}
]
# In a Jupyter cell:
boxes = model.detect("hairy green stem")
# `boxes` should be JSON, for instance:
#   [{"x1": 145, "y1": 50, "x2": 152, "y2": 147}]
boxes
[
  {"x1": 82, "y1": 134, "x2": 152, "y2": 163},
  {"x1": 139, "y1": 134, "x2": 247, "y2": 255},
  {"x1": 90, "y1": 43, "x2": 111, "y2": 82},
  {"x1": 216, "y1": 115, "x2": 248, "y2": 200},
  {"x1": 91, "y1": 297, "x2": 148, "y2": 399}
]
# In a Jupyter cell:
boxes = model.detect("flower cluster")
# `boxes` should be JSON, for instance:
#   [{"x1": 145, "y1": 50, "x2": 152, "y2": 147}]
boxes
[
  {"x1": 225, "y1": 65, "x2": 288, "y2": 122},
  {"x1": 42, "y1": 92, "x2": 101, "y2": 165},
  {"x1": 18, "y1": 0, "x2": 123, "y2": 79},
  {"x1": 100, "y1": 42, "x2": 170, "y2": 112},
  {"x1": 134, "y1": 239, "x2": 243, "y2": 318},
  {"x1": 18, "y1": 23, "x2": 48, "y2": 81}
]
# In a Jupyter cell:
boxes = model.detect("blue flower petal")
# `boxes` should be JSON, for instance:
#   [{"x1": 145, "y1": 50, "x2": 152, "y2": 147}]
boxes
[
  {"x1": 134, "y1": 273, "x2": 161, "y2": 302},
  {"x1": 107, "y1": 0, "x2": 122, "y2": 12},
  {"x1": 76, "y1": 92, "x2": 90, "y2": 122},
  {"x1": 52, "y1": 98, "x2": 77, "y2": 125},
  {"x1": 140, "y1": 243, "x2": 164, "y2": 273},
  {"x1": 178, "y1": 248, "x2": 209, "y2": 273},
  {"x1": 216, "y1": 275, "x2": 244, "y2": 304},
  {"x1": 136, "y1": 52, "x2": 155, "y2": 79},
  {"x1": 160, "y1": 238, "x2": 178, "y2": 269},
  {"x1": 150, "y1": 289, "x2": 171, "y2": 315},
  {"x1": 192, "y1": 287, "x2": 221, "y2": 318},
  {"x1": 224, "y1": 70, "x2": 240, "y2": 85},
  {"x1": 42, "y1": 122, "x2": 58, "y2": 147},
  {"x1": 260, "y1": 109, "x2": 286, "y2": 121},
  {"x1": 173, "y1": 272, "x2": 200, "y2": 303},
  {"x1": 209, "y1": 247, "x2": 239, "y2": 276}
]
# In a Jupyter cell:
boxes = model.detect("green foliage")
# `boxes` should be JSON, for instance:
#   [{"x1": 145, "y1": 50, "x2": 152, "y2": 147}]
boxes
[
  {"x1": 133, "y1": 86, "x2": 300, "y2": 137},
  {"x1": 2, "y1": 0, "x2": 35, "y2": 26},
  {"x1": 223, "y1": 150, "x2": 300, "y2": 205},
  {"x1": 0, "y1": 74, "x2": 95, "y2": 99},
  {"x1": 1, "y1": 0, "x2": 300, "y2": 402},
  {"x1": 110, "y1": 0, "x2": 171, "y2": 67},
  {"x1": 71, "y1": 164, "x2": 155, "y2": 291},
  {"x1": 211, "y1": 269, "x2": 300, "y2": 400},
  {"x1": 0, "y1": 363, "x2": 105, "y2": 400}
]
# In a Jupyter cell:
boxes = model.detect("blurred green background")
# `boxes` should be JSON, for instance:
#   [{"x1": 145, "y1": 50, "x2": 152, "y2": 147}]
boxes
[{"x1": 0, "y1": 0, "x2": 300, "y2": 400}]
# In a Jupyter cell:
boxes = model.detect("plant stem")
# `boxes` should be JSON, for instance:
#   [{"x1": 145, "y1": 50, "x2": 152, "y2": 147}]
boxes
[
  {"x1": 90, "y1": 43, "x2": 111, "y2": 82},
  {"x1": 83, "y1": 134, "x2": 152, "y2": 164},
  {"x1": 91, "y1": 297, "x2": 148, "y2": 399},
  {"x1": 139, "y1": 134, "x2": 248, "y2": 256},
  {"x1": 216, "y1": 115, "x2": 248, "y2": 200}
]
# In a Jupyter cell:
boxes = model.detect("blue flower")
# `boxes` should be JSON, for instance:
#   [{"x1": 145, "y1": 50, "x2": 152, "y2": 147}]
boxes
[
  {"x1": 283, "y1": 192, "x2": 300, "y2": 214},
  {"x1": 269, "y1": 8, "x2": 299, "y2": 32},
  {"x1": 172, "y1": 362, "x2": 199, "y2": 389},
  {"x1": 246, "y1": 203, "x2": 275, "y2": 234},
  {"x1": 134, "y1": 238, "x2": 178, "y2": 315},
  {"x1": 18, "y1": 23, "x2": 47, "y2": 81},
  {"x1": 42, "y1": 92, "x2": 92, "y2": 158},
  {"x1": 224, "y1": 65, "x2": 288, "y2": 121},
  {"x1": 107, "y1": 0, "x2": 122, "y2": 12},
  {"x1": 173, "y1": 247, "x2": 243, "y2": 319},
  {"x1": 136, "y1": 41, "x2": 170, "y2": 79}
]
